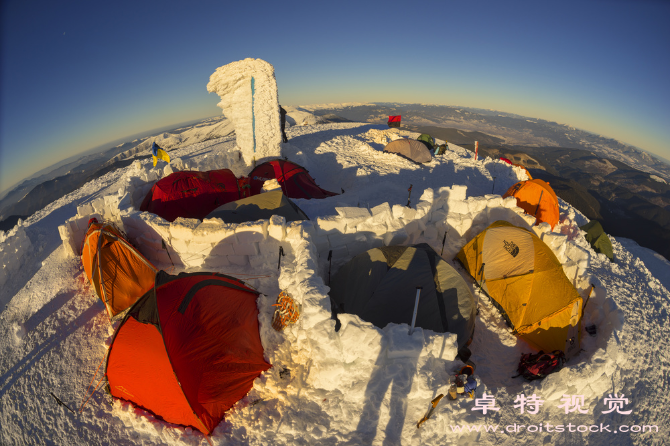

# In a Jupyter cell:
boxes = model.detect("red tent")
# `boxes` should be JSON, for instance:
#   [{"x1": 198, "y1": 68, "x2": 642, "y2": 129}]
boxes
[
  {"x1": 106, "y1": 271, "x2": 271, "y2": 436},
  {"x1": 248, "y1": 159, "x2": 338, "y2": 199},
  {"x1": 140, "y1": 170, "x2": 248, "y2": 222}
]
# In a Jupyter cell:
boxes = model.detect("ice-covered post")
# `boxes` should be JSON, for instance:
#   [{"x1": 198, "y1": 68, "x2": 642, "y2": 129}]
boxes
[
  {"x1": 474, "y1": 141, "x2": 479, "y2": 161},
  {"x1": 207, "y1": 58, "x2": 282, "y2": 167},
  {"x1": 409, "y1": 286, "x2": 422, "y2": 335}
]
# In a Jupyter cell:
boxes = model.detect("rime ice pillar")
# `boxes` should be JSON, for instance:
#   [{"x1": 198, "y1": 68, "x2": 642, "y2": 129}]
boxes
[{"x1": 207, "y1": 58, "x2": 282, "y2": 166}]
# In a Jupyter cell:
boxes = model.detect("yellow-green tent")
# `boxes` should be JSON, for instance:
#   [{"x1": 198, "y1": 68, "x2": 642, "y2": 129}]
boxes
[
  {"x1": 580, "y1": 220, "x2": 614, "y2": 262},
  {"x1": 456, "y1": 220, "x2": 582, "y2": 356}
]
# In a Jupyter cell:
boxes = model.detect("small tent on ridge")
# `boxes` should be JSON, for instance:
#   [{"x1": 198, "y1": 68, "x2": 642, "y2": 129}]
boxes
[
  {"x1": 82, "y1": 221, "x2": 157, "y2": 318},
  {"x1": 383, "y1": 139, "x2": 432, "y2": 164},
  {"x1": 580, "y1": 220, "x2": 614, "y2": 261},
  {"x1": 248, "y1": 159, "x2": 338, "y2": 199},
  {"x1": 457, "y1": 220, "x2": 583, "y2": 356},
  {"x1": 206, "y1": 190, "x2": 309, "y2": 224},
  {"x1": 417, "y1": 133, "x2": 436, "y2": 151},
  {"x1": 503, "y1": 178, "x2": 559, "y2": 229},
  {"x1": 329, "y1": 244, "x2": 476, "y2": 350},
  {"x1": 106, "y1": 271, "x2": 271, "y2": 436},
  {"x1": 140, "y1": 169, "x2": 247, "y2": 222}
]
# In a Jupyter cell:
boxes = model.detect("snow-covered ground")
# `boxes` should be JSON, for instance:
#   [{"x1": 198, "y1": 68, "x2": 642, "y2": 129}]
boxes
[{"x1": 1, "y1": 116, "x2": 668, "y2": 445}]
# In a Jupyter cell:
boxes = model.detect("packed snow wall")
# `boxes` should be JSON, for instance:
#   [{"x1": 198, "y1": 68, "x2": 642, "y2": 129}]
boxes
[
  {"x1": 207, "y1": 58, "x2": 282, "y2": 168},
  {"x1": 52, "y1": 155, "x2": 630, "y2": 404},
  {"x1": 0, "y1": 224, "x2": 33, "y2": 300},
  {"x1": 56, "y1": 156, "x2": 594, "y2": 298}
]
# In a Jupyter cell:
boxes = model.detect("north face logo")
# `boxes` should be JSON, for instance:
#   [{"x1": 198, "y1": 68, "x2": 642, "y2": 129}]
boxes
[{"x1": 503, "y1": 240, "x2": 519, "y2": 257}]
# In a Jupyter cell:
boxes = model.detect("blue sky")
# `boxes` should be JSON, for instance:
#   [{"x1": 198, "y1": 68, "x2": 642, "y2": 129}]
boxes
[{"x1": 1, "y1": 0, "x2": 669, "y2": 192}]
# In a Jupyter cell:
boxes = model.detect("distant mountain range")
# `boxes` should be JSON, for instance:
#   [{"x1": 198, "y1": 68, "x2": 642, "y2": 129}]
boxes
[
  {"x1": 306, "y1": 103, "x2": 670, "y2": 181},
  {"x1": 306, "y1": 103, "x2": 670, "y2": 260},
  {"x1": 463, "y1": 143, "x2": 670, "y2": 260},
  {"x1": 2, "y1": 103, "x2": 669, "y2": 261},
  {"x1": 0, "y1": 116, "x2": 232, "y2": 229}
]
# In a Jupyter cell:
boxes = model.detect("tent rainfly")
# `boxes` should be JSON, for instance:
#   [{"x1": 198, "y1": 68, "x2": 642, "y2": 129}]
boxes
[
  {"x1": 383, "y1": 139, "x2": 433, "y2": 164},
  {"x1": 457, "y1": 220, "x2": 583, "y2": 356},
  {"x1": 81, "y1": 221, "x2": 157, "y2": 318},
  {"x1": 503, "y1": 179, "x2": 559, "y2": 229},
  {"x1": 206, "y1": 190, "x2": 308, "y2": 223},
  {"x1": 140, "y1": 169, "x2": 246, "y2": 222},
  {"x1": 248, "y1": 159, "x2": 338, "y2": 199},
  {"x1": 106, "y1": 271, "x2": 271, "y2": 436},
  {"x1": 329, "y1": 244, "x2": 476, "y2": 350},
  {"x1": 580, "y1": 220, "x2": 614, "y2": 261}
]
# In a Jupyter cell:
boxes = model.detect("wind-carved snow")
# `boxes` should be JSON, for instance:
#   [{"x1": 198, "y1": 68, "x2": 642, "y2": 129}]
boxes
[
  {"x1": 207, "y1": 58, "x2": 282, "y2": 167},
  {"x1": 0, "y1": 116, "x2": 668, "y2": 445}
]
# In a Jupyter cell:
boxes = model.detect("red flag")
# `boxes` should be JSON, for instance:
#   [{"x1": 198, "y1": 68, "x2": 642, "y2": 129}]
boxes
[{"x1": 388, "y1": 115, "x2": 401, "y2": 128}]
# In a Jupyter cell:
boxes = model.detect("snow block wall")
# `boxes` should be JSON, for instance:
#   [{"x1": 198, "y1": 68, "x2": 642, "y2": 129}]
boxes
[
  {"x1": 0, "y1": 224, "x2": 33, "y2": 291},
  {"x1": 59, "y1": 186, "x2": 297, "y2": 274},
  {"x1": 57, "y1": 168, "x2": 593, "y2": 298},
  {"x1": 267, "y1": 225, "x2": 461, "y2": 392},
  {"x1": 207, "y1": 58, "x2": 282, "y2": 168},
  {"x1": 52, "y1": 157, "x2": 621, "y2": 404},
  {"x1": 309, "y1": 185, "x2": 592, "y2": 295}
]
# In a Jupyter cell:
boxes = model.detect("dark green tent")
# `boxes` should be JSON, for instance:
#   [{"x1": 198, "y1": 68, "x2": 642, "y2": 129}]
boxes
[
  {"x1": 417, "y1": 133, "x2": 436, "y2": 151},
  {"x1": 329, "y1": 244, "x2": 476, "y2": 349},
  {"x1": 580, "y1": 220, "x2": 614, "y2": 261},
  {"x1": 205, "y1": 190, "x2": 308, "y2": 223}
]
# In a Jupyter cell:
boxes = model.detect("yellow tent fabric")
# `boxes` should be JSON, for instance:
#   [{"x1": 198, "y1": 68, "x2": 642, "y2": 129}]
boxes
[
  {"x1": 456, "y1": 220, "x2": 582, "y2": 355},
  {"x1": 82, "y1": 222, "x2": 157, "y2": 318}
]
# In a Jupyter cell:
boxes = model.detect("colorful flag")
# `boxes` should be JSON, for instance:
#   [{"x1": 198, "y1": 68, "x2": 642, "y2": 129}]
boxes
[
  {"x1": 388, "y1": 115, "x2": 401, "y2": 128},
  {"x1": 151, "y1": 142, "x2": 171, "y2": 167}
]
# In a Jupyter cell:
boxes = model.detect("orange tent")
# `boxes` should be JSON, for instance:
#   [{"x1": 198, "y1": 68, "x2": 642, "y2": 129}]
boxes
[
  {"x1": 81, "y1": 221, "x2": 157, "y2": 318},
  {"x1": 105, "y1": 271, "x2": 271, "y2": 436},
  {"x1": 503, "y1": 179, "x2": 559, "y2": 229}
]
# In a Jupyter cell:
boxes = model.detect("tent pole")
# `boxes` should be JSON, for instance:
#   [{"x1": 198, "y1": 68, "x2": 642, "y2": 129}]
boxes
[
  {"x1": 409, "y1": 287, "x2": 422, "y2": 335},
  {"x1": 327, "y1": 250, "x2": 333, "y2": 285},
  {"x1": 534, "y1": 190, "x2": 544, "y2": 216},
  {"x1": 582, "y1": 283, "x2": 596, "y2": 314},
  {"x1": 278, "y1": 246, "x2": 285, "y2": 270}
]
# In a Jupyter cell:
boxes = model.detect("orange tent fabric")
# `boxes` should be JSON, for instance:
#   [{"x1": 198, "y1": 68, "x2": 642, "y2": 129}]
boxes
[
  {"x1": 503, "y1": 179, "x2": 559, "y2": 229},
  {"x1": 105, "y1": 271, "x2": 271, "y2": 436},
  {"x1": 81, "y1": 222, "x2": 157, "y2": 318}
]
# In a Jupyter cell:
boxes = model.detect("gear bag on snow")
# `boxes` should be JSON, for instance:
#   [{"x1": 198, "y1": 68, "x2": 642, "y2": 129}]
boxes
[{"x1": 513, "y1": 350, "x2": 565, "y2": 381}]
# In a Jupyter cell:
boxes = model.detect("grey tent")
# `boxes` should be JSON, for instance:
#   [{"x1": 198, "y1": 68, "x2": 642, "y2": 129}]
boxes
[
  {"x1": 383, "y1": 139, "x2": 432, "y2": 164},
  {"x1": 329, "y1": 244, "x2": 476, "y2": 349},
  {"x1": 205, "y1": 190, "x2": 308, "y2": 223}
]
